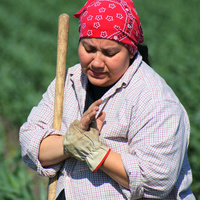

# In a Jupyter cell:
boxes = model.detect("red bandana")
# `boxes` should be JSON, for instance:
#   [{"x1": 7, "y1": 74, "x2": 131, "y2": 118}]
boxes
[{"x1": 74, "y1": 0, "x2": 144, "y2": 55}]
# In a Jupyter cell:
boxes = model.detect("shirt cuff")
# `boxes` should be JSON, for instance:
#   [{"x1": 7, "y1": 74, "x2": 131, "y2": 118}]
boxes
[
  {"x1": 26, "y1": 129, "x2": 63, "y2": 177},
  {"x1": 121, "y1": 153, "x2": 144, "y2": 199}
]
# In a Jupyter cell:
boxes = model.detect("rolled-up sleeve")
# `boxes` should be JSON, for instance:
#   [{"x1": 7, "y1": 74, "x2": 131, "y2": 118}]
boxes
[
  {"x1": 19, "y1": 79, "x2": 64, "y2": 177},
  {"x1": 121, "y1": 100, "x2": 189, "y2": 199}
]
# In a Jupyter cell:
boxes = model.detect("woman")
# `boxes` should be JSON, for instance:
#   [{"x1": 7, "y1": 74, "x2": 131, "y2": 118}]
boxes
[{"x1": 20, "y1": 0, "x2": 195, "y2": 199}]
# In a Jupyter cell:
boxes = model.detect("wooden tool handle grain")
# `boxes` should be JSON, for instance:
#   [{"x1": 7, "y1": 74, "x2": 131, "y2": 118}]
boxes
[
  {"x1": 48, "y1": 13, "x2": 70, "y2": 200},
  {"x1": 53, "y1": 13, "x2": 70, "y2": 131}
]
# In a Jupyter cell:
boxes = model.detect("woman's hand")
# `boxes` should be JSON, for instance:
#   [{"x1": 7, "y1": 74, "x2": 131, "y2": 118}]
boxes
[
  {"x1": 79, "y1": 99, "x2": 105, "y2": 131},
  {"x1": 39, "y1": 99, "x2": 105, "y2": 167},
  {"x1": 78, "y1": 99, "x2": 129, "y2": 188}
]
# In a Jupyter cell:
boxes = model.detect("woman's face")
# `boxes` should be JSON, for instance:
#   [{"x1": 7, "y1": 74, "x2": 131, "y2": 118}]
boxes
[{"x1": 78, "y1": 38, "x2": 133, "y2": 87}]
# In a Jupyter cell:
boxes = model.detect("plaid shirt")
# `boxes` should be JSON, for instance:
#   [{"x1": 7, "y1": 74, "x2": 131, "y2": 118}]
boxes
[{"x1": 20, "y1": 53, "x2": 195, "y2": 199}]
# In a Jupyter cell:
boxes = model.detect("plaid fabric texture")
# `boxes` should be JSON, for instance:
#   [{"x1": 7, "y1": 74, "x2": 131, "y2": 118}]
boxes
[{"x1": 20, "y1": 53, "x2": 195, "y2": 199}]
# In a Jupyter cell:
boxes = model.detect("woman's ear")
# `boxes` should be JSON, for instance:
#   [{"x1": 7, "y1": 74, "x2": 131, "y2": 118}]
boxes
[{"x1": 130, "y1": 53, "x2": 134, "y2": 59}]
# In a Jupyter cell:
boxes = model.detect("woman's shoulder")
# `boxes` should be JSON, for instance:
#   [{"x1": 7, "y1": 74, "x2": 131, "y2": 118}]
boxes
[
  {"x1": 65, "y1": 63, "x2": 85, "y2": 81},
  {"x1": 67, "y1": 63, "x2": 82, "y2": 74},
  {"x1": 127, "y1": 60, "x2": 180, "y2": 106}
]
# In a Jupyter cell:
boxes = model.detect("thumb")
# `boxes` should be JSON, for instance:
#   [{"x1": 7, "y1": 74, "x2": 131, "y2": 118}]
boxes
[{"x1": 96, "y1": 112, "x2": 106, "y2": 132}]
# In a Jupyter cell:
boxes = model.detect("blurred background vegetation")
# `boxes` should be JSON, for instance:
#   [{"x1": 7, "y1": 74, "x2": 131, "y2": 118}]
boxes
[{"x1": 0, "y1": 0, "x2": 199, "y2": 199}]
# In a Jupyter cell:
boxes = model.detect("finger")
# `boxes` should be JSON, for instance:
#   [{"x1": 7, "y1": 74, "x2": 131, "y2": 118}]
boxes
[
  {"x1": 79, "y1": 109, "x2": 97, "y2": 130},
  {"x1": 82, "y1": 107, "x2": 98, "y2": 120},
  {"x1": 79, "y1": 99, "x2": 103, "y2": 130},
  {"x1": 97, "y1": 111, "x2": 106, "y2": 122},
  {"x1": 81, "y1": 108, "x2": 96, "y2": 123},
  {"x1": 82, "y1": 99, "x2": 102, "y2": 117},
  {"x1": 79, "y1": 115, "x2": 91, "y2": 130},
  {"x1": 82, "y1": 100, "x2": 102, "y2": 125},
  {"x1": 97, "y1": 112, "x2": 106, "y2": 132}
]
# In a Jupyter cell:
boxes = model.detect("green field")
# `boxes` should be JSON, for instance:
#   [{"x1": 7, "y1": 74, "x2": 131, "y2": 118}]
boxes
[{"x1": 0, "y1": 0, "x2": 200, "y2": 199}]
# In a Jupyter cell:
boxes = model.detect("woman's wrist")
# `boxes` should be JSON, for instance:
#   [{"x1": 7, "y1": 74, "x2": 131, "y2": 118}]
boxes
[{"x1": 100, "y1": 150, "x2": 130, "y2": 189}]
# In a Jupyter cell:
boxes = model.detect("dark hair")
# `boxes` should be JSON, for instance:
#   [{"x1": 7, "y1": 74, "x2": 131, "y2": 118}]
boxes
[
  {"x1": 130, "y1": 44, "x2": 151, "y2": 66},
  {"x1": 138, "y1": 44, "x2": 151, "y2": 65}
]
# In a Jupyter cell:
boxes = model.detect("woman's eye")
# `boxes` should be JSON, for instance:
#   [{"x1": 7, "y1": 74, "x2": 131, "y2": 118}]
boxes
[
  {"x1": 85, "y1": 47, "x2": 96, "y2": 53},
  {"x1": 103, "y1": 51, "x2": 117, "y2": 57}
]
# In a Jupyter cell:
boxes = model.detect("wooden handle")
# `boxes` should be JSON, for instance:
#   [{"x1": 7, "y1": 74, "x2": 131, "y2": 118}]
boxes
[
  {"x1": 48, "y1": 13, "x2": 70, "y2": 200},
  {"x1": 53, "y1": 13, "x2": 70, "y2": 130}
]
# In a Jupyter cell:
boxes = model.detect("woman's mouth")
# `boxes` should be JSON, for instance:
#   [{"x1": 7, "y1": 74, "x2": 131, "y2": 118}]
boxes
[{"x1": 89, "y1": 69, "x2": 106, "y2": 78}]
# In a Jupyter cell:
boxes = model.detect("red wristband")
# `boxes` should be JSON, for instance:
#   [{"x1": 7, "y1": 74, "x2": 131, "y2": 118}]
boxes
[{"x1": 92, "y1": 148, "x2": 111, "y2": 173}]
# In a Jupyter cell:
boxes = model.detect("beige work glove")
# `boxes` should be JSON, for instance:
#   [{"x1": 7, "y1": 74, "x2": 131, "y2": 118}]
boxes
[{"x1": 63, "y1": 119, "x2": 111, "y2": 172}]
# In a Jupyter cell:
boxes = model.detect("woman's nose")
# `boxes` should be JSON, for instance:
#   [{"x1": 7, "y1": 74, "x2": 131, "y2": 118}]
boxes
[{"x1": 91, "y1": 52, "x2": 104, "y2": 69}]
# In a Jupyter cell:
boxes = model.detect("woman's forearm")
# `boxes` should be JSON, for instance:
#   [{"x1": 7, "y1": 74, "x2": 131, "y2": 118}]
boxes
[
  {"x1": 39, "y1": 135, "x2": 69, "y2": 167},
  {"x1": 39, "y1": 135, "x2": 130, "y2": 189},
  {"x1": 100, "y1": 150, "x2": 130, "y2": 189}
]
